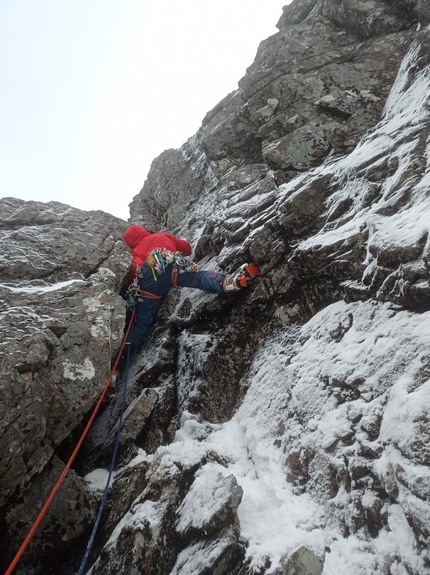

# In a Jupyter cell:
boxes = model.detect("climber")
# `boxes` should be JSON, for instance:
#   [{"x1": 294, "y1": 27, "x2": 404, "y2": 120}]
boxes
[{"x1": 111, "y1": 224, "x2": 258, "y2": 375}]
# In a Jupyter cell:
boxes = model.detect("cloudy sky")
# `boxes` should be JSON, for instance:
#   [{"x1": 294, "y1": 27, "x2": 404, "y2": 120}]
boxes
[{"x1": 0, "y1": 1, "x2": 287, "y2": 221}]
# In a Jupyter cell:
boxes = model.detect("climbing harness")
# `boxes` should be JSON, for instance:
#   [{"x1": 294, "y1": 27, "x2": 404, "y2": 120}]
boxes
[
  {"x1": 145, "y1": 248, "x2": 198, "y2": 281},
  {"x1": 4, "y1": 309, "x2": 136, "y2": 575},
  {"x1": 126, "y1": 284, "x2": 163, "y2": 304},
  {"x1": 125, "y1": 280, "x2": 162, "y2": 310},
  {"x1": 125, "y1": 251, "x2": 193, "y2": 306},
  {"x1": 76, "y1": 343, "x2": 132, "y2": 574}
]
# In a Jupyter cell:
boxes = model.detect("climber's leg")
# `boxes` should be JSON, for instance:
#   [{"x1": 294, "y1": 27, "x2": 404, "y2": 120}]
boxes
[
  {"x1": 176, "y1": 270, "x2": 226, "y2": 293},
  {"x1": 128, "y1": 297, "x2": 164, "y2": 348},
  {"x1": 112, "y1": 297, "x2": 163, "y2": 373}
]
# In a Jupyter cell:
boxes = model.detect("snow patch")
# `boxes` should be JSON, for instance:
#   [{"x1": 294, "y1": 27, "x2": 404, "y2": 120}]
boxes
[
  {"x1": 85, "y1": 469, "x2": 110, "y2": 492},
  {"x1": 0, "y1": 279, "x2": 85, "y2": 293}
]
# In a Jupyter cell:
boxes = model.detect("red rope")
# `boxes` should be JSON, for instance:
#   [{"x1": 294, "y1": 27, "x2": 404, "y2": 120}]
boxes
[{"x1": 4, "y1": 308, "x2": 136, "y2": 575}]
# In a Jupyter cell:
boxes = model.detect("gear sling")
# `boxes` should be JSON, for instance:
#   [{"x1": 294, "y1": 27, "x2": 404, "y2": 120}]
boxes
[{"x1": 113, "y1": 259, "x2": 226, "y2": 372}]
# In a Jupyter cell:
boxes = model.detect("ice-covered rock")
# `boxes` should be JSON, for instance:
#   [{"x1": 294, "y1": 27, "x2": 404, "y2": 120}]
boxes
[
  {"x1": 88, "y1": 449, "x2": 243, "y2": 575},
  {"x1": 122, "y1": 2, "x2": 430, "y2": 573},
  {"x1": 3, "y1": 1, "x2": 430, "y2": 574}
]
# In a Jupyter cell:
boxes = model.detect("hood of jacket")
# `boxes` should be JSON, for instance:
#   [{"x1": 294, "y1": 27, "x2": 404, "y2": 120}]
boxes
[{"x1": 123, "y1": 225, "x2": 151, "y2": 249}]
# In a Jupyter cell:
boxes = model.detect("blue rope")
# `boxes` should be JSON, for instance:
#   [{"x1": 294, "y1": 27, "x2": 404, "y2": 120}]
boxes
[{"x1": 76, "y1": 344, "x2": 131, "y2": 575}]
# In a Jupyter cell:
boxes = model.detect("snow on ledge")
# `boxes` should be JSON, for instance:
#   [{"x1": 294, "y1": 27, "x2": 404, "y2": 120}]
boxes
[{"x1": 0, "y1": 278, "x2": 85, "y2": 294}]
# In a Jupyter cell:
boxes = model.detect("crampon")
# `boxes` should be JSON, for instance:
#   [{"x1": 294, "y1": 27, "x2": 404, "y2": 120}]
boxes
[
  {"x1": 235, "y1": 262, "x2": 260, "y2": 287},
  {"x1": 223, "y1": 262, "x2": 260, "y2": 291}
]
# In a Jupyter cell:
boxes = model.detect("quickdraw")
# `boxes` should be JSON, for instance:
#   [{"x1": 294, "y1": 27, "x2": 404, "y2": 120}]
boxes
[
  {"x1": 145, "y1": 249, "x2": 198, "y2": 281},
  {"x1": 125, "y1": 250, "x2": 197, "y2": 309}
]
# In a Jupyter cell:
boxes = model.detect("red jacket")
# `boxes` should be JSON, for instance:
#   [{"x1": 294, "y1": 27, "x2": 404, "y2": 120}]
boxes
[{"x1": 124, "y1": 225, "x2": 192, "y2": 281}]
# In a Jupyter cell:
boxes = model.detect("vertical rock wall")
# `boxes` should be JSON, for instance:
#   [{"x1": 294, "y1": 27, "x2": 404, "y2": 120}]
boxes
[
  {"x1": 119, "y1": 1, "x2": 430, "y2": 574},
  {"x1": 2, "y1": 1, "x2": 430, "y2": 574},
  {"x1": 0, "y1": 199, "x2": 129, "y2": 572}
]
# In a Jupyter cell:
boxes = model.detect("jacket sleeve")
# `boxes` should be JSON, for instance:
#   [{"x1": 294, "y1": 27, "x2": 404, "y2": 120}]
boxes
[{"x1": 168, "y1": 234, "x2": 192, "y2": 256}]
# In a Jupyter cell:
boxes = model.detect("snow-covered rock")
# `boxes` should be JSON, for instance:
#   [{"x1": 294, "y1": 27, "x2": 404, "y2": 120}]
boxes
[
  {"x1": 121, "y1": 2, "x2": 430, "y2": 573},
  {"x1": 2, "y1": 1, "x2": 430, "y2": 574}
]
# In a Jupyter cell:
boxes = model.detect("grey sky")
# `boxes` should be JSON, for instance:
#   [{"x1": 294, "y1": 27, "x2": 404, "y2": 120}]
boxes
[{"x1": 0, "y1": 1, "x2": 287, "y2": 220}]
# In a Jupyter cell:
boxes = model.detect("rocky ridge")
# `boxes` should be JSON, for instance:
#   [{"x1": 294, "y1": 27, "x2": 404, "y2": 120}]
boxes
[{"x1": 1, "y1": 1, "x2": 430, "y2": 574}]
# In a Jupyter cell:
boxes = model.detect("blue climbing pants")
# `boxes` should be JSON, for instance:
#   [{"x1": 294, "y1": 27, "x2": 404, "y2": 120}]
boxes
[{"x1": 127, "y1": 263, "x2": 225, "y2": 349}]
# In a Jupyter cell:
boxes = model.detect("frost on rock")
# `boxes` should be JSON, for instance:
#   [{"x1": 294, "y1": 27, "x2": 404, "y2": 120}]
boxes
[
  {"x1": 176, "y1": 331, "x2": 218, "y2": 415},
  {"x1": 0, "y1": 198, "x2": 128, "y2": 570},
  {"x1": 170, "y1": 533, "x2": 240, "y2": 575},
  {"x1": 222, "y1": 300, "x2": 430, "y2": 573},
  {"x1": 3, "y1": 2, "x2": 430, "y2": 575},
  {"x1": 97, "y1": 18, "x2": 430, "y2": 575},
  {"x1": 88, "y1": 448, "x2": 243, "y2": 575},
  {"x1": 176, "y1": 464, "x2": 243, "y2": 540},
  {"x1": 87, "y1": 16, "x2": 430, "y2": 575}
]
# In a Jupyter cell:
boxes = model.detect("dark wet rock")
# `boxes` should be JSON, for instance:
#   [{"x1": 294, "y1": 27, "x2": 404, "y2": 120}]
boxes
[
  {"x1": 102, "y1": 387, "x2": 159, "y2": 460},
  {"x1": 3, "y1": 456, "x2": 97, "y2": 570}
]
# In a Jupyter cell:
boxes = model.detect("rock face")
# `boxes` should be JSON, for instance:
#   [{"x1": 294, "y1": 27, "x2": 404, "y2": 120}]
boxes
[
  {"x1": 2, "y1": 1, "x2": 430, "y2": 574},
  {"x1": 0, "y1": 198, "x2": 129, "y2": 571}
]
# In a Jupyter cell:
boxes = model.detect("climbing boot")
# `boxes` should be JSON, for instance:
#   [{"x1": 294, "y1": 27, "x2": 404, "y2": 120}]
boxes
[{"x1": 223, "y1": 263, "x2": 259, "y2": 292}]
